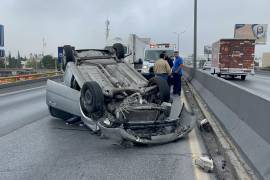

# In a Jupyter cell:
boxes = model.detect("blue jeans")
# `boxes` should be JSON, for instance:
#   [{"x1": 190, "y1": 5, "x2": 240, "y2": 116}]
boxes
[
  {"x1": 173, "y1": 73, "x2": 182, "y2": 95},
  {"x1": 156, "y1": 74, "x2": 168, "y2": 81}
]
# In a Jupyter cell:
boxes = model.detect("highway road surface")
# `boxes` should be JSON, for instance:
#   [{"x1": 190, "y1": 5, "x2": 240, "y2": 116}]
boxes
[
  {"x1": 231, "y1": 73, "x2": 270, "y2": 100},
  {"x1": 203, "y1": 69, "x2": 270, "y2": 100},
  {"x1": 0, "y1": 82, "x2": 216, "y2": 180}
]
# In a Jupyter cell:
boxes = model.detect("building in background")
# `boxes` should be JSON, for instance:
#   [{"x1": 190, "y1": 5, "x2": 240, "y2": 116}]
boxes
[
  {"x1": 204, "y1": 45, "x2": 212, "y2": 61},
  {"x1": 262, "y1": 53, "x2": 270, "y2": 68},
  {"x1": 0, "y1": 24, "x2": 4, "y2": 59}
]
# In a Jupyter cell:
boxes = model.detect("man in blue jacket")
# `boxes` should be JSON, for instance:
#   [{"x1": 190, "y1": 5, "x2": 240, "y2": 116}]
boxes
[{"x1": 172, "y1": 51, "x2": 184, "y2": 95}]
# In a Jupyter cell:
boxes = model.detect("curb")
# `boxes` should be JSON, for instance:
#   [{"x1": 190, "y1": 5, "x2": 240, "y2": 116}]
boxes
[{"x1": 186, "y1": 80, "x2": 258, "y2": 180}]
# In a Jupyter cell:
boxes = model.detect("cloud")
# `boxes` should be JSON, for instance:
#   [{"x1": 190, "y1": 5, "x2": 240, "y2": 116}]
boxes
[{"x1": 0, "y1": 0, "x2": 269, "y2": 57}]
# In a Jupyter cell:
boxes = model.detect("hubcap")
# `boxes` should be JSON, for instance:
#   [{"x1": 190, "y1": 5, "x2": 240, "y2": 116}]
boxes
[{"x1": 84, "y1": 90, "x2": 93, "y2": 105}]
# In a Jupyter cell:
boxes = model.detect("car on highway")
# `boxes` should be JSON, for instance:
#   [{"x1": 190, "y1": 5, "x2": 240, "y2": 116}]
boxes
[
  {"x1": 46, "y1": 43, "x2": 195, "y2": 145},
  {"x1": 202, "y1": 61, "x2": 211, "y2": 70}
]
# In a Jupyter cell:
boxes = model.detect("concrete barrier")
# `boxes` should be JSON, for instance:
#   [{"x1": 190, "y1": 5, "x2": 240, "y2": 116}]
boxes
[
  {"x1": 184, "y1": 67, "x2": 270, "y2": 180},
  {"x1": 0, "y1": 75, "x2": 62, "y2": 89}
]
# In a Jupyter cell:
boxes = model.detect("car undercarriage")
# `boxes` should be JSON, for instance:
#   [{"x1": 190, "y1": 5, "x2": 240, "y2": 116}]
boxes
[{"x1": 46, "y1": 43, "x2": 195, "y2": 144}]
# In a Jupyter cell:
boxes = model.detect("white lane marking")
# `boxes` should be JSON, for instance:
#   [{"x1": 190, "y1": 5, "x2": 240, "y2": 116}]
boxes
[
  {"x1": 189, "y1": 130, "x2": 212, "y2": 180},
  {"x1": 0, "y1": 86, "x2": 46, "y2": 97},
  {"x1": 181, "y1": 92, "x2": 212, "y2": 180}
]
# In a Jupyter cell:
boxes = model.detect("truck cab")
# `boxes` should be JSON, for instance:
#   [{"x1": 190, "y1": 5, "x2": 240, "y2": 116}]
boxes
[{"x1": 141, "y1": 43, "x2": 175, "y2": 73}]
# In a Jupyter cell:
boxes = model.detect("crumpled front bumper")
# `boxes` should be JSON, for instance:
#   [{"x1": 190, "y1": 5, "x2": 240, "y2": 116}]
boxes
[{"x1": 97, "y1": 105, "x2": 196, "y2": 144}]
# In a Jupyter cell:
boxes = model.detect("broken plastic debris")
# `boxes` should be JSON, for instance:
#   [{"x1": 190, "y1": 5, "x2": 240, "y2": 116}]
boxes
[
  {"x1": 103, "y1": 118, "x2": 111, "y2": 126},
  {"x1": 199, "y1": 119, "x2": 212, "y2": 132},
  {"x1": 194, "y1": 156, "x2": 214, "y2": 172}
]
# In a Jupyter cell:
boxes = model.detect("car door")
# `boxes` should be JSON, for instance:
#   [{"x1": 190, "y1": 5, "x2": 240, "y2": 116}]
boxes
[{"x1": 46, "y1": 79, "x2": 81, "y2": 117}]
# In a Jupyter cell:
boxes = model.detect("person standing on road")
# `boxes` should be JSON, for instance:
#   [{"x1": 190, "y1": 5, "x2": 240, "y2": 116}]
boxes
[
  {"x1": 153, "y1": 53, "x2": 171, "y2": 81},
  {"x1": 165, "y1": 53, "x2": 174, "y2": 68},
  {"x1": 172, "y1": 51, "x2": 184, "y2": 95},
  {"x1": 164, "y1": 53, "x2": 174, "y2": 86}
]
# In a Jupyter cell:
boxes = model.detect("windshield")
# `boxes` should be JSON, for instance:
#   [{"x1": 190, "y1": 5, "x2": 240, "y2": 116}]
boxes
[{"x1": 145, "y1": 50, "x2": 174, "y2": 61}]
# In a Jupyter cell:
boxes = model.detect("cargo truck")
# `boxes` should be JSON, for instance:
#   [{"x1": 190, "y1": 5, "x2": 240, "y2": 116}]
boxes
[
  {"x1": 105, "y1": 34, "x2": 175, "y2": 73},
  {"x1": 127, "y1": 34, "x2": 151, "y2": 70},
  {"x1": 211, "y1": 39, "x2": 255, "y2": 80},
  {"x1": 105, "y1": 34, "x2": 150, "y2": 71}
]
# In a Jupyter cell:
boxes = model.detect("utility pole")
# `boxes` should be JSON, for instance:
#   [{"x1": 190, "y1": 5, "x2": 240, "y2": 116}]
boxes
[
  {"x1": 42, "y1": 37, "x2": 46, "y2": 56},
  {"x1": 105, "y1": 19, "x2": 110, "y2": 42}
]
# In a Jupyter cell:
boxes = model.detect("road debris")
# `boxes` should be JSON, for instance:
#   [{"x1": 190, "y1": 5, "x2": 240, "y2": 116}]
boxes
[
  {"x1": 194, "y1": 156, "x2": 214, "y2": 173},
  {"x1": 198, "y1": 118, "x2": 212, "y2": 132}
]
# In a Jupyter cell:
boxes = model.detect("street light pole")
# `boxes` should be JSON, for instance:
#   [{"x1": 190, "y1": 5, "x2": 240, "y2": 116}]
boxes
[
  {"x1": 173, "y1": 31, "x2": 185, "y2": 52},
  {"x1": 193, "y1": 0, "x2": 197, "y2": 70},
  {"x1": 177, "y1": 33, "x2": 180, "y2": 52}
]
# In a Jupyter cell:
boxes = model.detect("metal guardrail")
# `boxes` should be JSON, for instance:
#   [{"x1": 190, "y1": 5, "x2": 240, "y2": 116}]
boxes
[{"x1": 0, "y1": 71, "x2": 62, "y2": 84}]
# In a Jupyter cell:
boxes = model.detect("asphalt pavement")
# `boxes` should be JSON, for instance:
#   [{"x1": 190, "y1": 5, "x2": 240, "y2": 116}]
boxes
[
  {"x1": 203, "y1": 69, "x2": 270, "y2": 100},
  {"x1": 231, "y1": 73, "x2": 270, "y2": 100},
  {"x1": 0, "y1": 83, "x2": 216, "y2": 180}
]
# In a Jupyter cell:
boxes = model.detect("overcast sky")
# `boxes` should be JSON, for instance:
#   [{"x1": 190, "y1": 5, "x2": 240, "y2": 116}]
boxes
[{"x1": 0, "y1": 0, "x2": 269, "y2": 57}]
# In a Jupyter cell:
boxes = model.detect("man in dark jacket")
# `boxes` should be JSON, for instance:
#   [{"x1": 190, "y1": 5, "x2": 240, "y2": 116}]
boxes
[
  {"x1": 165, "y1": 54, "x2": 174, "y2": 68},
  {"x1": 164, "y1": 54, "x2": 174, "y2": 86}
]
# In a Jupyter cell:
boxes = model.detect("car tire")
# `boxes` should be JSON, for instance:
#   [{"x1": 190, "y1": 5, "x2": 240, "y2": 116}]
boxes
[
  {"x1": 112, "y1": 43, "x2": 125, "y2": 60},
  {"x1": 211, "y1": 69, "x2": 215, "y2": 75},
  {"x1": 217, "y1": 73, "x2": 221, "y2": 77},
  {"x1": 80, "y1": 81, "x2": 104, "y2": 117},
  {"x1": 241, "y1": 75, "x2": 246, "y2": 80},
  {"x1": 62, "y1": 45, "x2": 75, "y2": 71},
  {"x1": 148, "y1": 77, "x2": 170, "y2": 103},
  {"x1": 48, "y1": 106, "x2": 74, "y2": 120}
]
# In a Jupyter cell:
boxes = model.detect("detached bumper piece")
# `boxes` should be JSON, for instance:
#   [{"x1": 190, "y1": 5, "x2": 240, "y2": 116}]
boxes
[{"x1": 98, "y1": 105, "x2": 195, "y2": 144}]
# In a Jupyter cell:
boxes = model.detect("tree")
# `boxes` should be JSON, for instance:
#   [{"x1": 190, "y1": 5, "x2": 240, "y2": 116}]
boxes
[
  {"x1": 7, "y1": 52, "x2": 22, "y2": 69},
  {"x1": 41, "y1": 55, "x2": 56, "y2": 69},
  {"x1": 0, "y1": 59, "x2": 5, "y2": 68}
]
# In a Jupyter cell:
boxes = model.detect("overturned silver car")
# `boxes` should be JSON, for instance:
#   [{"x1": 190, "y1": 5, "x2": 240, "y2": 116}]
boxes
[{"x1": 46, "y1": 43, "x2": 195, "y2": 144}]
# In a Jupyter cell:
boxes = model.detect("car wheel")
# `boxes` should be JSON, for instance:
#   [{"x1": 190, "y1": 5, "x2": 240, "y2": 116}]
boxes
[
  {"x1": 112, "y1": 43, "x2": 125, "y2": 60},
  {"x1": 80, "y1": 81, "x2": 104, "y2": 118},
  {"x1": 62, "y1": 45, "x2": 75, "y2": 71},
  {"x1": 48, "y1": 106, "x2": 74, "y2": 120},
  {"x1": 241, "y1": 75, "x2": 246, "y2": 80},
  {"x1": 217, "y1": 73, "x2": 221, "y2": 77},
  {"x1": 148, "y1": 77, "x2": 170, "y2": 103}
]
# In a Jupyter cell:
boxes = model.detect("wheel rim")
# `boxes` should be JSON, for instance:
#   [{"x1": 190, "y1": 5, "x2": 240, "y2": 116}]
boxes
[{"x1": 84, "y1": 90, "x2": 93, "y2": 105}]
